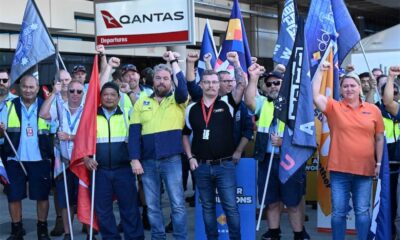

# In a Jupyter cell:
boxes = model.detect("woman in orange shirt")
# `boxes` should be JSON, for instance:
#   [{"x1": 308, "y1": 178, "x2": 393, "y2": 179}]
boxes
[{"x1": 313, "y1": 62, "x2": 384, "y2": 240}]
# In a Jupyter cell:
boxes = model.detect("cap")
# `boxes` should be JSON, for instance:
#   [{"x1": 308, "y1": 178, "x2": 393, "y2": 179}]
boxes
[
  {"x1": 121, "y1": 64, "x2": 138, "y2": 76},
  {"x1": 262, "y1": 71, "x2": 283, "y2": 82},
  {"x1": 72, "y1": 65, "x2": 86, "y2": 74}
]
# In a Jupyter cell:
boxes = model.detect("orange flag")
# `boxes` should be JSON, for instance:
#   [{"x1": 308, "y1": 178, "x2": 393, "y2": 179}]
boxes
[{"x1": 70, "y1": 55, "x2": 100, "y2": 230}]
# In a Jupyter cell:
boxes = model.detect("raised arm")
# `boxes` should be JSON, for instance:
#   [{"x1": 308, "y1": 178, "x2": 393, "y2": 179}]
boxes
[
  {"x1": 100, "y1": 57, "x2": 120, "y2": 88},
  {"x1": 96, "y1": 44, "x2": 107, "y2": 74},
  {"x1": 163, "y1": 51, "x2": 188, "y2": 103},
  {"x1": 383, "y1": 66, "x2": 400, "y2": 116},
  {"x1": 227, "y1": 52, "x2": 247, "y2": 104},
  {"x1": 244, "y1": 63, "x2": 262, "y2": 112},
  {"x1": 312, "y1": 62, "x2": 330, "y2": 112},
  {"x1": 39, "y1": 81, "x2": 61, "y2": 120},
  {"x1": 185, "y1": 52, "x2": 202, "y2": 101}
]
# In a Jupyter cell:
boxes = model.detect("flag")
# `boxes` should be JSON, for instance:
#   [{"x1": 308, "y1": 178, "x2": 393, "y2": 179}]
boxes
[
  {"x1": 272, "y1": 0, "x2": 298, "y2": 66},
  {"x1": 369, "y1": 139, "x2": 391, "y2": 239},
  {"x1": 215, "y1": 0, "x2": 252, "y2": 75},
  {"x1": 305, "y1": 0, "x2": 360, "y2": 216},
  {"x1": 274, "y1": 16, "x2": 316, "y2": 183},
  {"x1": 10, "y1": 0, "x2": 55, "y2": 83},
  {"x1": 0, "y1": 159, "x2": 9, "y2": 185},
  {"x1": 70, "y1": 55, "x2": 100, "y2": 230},
  {"x1": 196, "y1": 19, "x2": 218, "y2": 83}
]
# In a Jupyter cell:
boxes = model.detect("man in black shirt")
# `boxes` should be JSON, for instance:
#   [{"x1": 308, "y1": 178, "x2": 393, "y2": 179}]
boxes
[{"x1": 183, "y1": 69, "x2": 243, "y2": 240}]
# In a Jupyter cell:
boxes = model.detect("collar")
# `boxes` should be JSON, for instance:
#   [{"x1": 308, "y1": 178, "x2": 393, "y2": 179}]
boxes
[
  {"x1": 149, "y1": 91, "x2": 173, "y2": 99},
  {"x1": 97, "y1": 105, "x2": 123, "y2": 116}
]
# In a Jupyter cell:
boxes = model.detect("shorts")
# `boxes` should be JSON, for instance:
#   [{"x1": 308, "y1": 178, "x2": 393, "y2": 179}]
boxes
[
  {"x1": 257, "y1": 154, "x2": 306, "y2": 207},
  {"x1": 5, "y1": 160, "x2": 51, "y2": 202},
  {"x1": 56, "y1": 168, "x2": 79, "y2": 209}
]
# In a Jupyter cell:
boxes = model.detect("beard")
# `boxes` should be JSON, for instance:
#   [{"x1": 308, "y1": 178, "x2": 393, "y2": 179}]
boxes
[
  {"x1": 0, "y1": 87, "x2": 8, "y2": 96},
  {"x1": 154, "y1": 85, "x2": 170, "y2": 98},
  {"x1": 269, "y1": 90, "x2": 279, "y2": 99}
]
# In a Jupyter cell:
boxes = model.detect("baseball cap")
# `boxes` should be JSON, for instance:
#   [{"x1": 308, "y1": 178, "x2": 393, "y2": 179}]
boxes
[
  {"x1": 262, "y1": 71, "x2": 283, "y2": 83},
  {"x1": 72, "y1": 65, "x2": 86, "y2": 74},
  {"x1": 121, "y1": 64, "x2": 138, "y2": 76}
]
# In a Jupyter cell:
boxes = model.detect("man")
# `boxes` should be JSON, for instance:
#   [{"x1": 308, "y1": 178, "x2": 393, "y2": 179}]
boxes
[
  {"x1": 71, "y1": 65, "x2": 87, "y2": 84},
  {"x1": 372, "y1": 67, "x2": 383, "y2": 80},
  {"x1": 39, "y1": 80, "x2": 85, "y2": 240},
  {"x1": 183, "y1": 69, "x2": 243, "y2": 239},
  {"x1": 245, "y1": 64, "x2": 308, "y2": 240},
  {"x1": 83, "y1": 82, "x2": 144, "y2": 240},
  {"x1": 2, "y1": 75, "x2": 52, "y2": 240},
  {"x1": 129, "y1": 51, "x2": 188, "y2": 240}
]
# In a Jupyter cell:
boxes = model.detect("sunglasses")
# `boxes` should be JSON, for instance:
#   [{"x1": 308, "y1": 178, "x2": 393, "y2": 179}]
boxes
[
  {"x1": 0, "y1": 78, "x2": 9, "y2": 84},
  {"x1": 69, "y1": 89, "x2": 83, "y2": 94},
  {"x1": 265, "y1": 81, "x2": 281, "y2": 87}
]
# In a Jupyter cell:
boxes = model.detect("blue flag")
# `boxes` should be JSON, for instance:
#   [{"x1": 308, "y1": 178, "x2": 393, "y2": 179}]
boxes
[
  {"x1": 196, "y1": 20, "x2": 218, "y2": 83},
  {"x1": 0, "y1": 160, "x2": 9, "y2": 185},
  {"x1": 305, "y1": 0, "x2": 360, "y2": 99},
  {"x1": 10, "y1": 0, "x2": 55, "y2": 83},
  {"x1": 215, "y1": 0, "x2": 252, "y2": 74},
  {"x1": 369, "y1": 139, "x2": 391, "y2": 239},
  {"x1": 272, "y1": 0, "x2": 297, "y2": 66},
  {"x1": 274, "y1": 16, "x2": 317, "y2": 183}
]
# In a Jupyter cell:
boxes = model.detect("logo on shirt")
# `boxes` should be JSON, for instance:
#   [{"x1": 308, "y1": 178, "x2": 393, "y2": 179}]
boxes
[
  {"x1": 143, "y1": 101, "x2": 150, "y2": 106},
  {"x1": 361, "y1": 111, "x2": 371, "y2": 115},
  {"x1": 213, "y1": 108, "x2": 224, "y2": 113}
]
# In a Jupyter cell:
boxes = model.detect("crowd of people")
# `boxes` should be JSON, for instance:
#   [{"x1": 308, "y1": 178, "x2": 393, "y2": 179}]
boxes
[{"x1": 0, "y1": 44, "x2": 400, "y2": 240}]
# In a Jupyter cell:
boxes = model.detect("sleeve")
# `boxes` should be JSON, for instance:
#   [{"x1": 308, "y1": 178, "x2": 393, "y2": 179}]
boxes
[
  {"x1": 254, "y1": 95, "x2": 266, "y2": 116},
  {"x1": 322, "y1": 97, "x2": 335, "y2": 117},
  {"x1": 183, "y1": 124, "x2": 192, "y2": 136},
  {"x1": 128, "y1": 99, "x2": 143, "y2": 160},
  {"x1": 227, "y1": 92, "x2": 240, "y2": 112},
  {"x1": 49, "y1": 102, "x2": 58, "y2": 121},
  {"x1": 174, "y1": 71, "x2": 189, "y2": 104},
  {"x1": 240, "y1": 103, "x2": 254, "y2": 140},
  {"x1": 187, "y1": 81, "x2": 203, "y2": 102}
]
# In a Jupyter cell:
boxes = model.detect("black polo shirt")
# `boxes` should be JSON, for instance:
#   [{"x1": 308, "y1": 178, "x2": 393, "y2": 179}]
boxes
[{"x1": 183, "y1": 93, "x2": 238, "y2": 160}]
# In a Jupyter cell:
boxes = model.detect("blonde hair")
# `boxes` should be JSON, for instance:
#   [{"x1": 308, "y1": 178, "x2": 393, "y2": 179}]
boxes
[{"x1": 340, "y1": 71, "x2": 361, "y2": 86}]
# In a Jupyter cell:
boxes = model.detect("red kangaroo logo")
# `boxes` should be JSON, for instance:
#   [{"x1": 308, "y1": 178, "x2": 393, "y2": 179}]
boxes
[{"x1": 100, "y1": 10, "x2": 122, "y2": 28}]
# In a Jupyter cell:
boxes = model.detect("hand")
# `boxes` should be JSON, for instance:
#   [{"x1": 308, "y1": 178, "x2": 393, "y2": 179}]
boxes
[
  {"x1": 259, "y1": 66, "x2": 266, "y2": 75},
  {"x1": 96, "y1": 44, "x2": 105, "y2": 54},
  {"x1": 131, "y1": 160, "x2": 144, "y2": 175},
  {"x1": 369, "y1": 77, "x2": 377, "y2": 89},
  {"x1": 203, "y1": 53, "x2": 212, "y2": 63},
  {"x1": 345, "y1": 64, "x2": 355, "y2": 73},
  {"x1": 173, "y1": 52, "x2": 181, "y2": 60},
  {"x1": 248, "y1": 63, "x2": 263, "y2": 79},
  {"x1": 274, "y1": 64, "x2": 286, "y2": 74},
  {"x1": 251, "y1": 57, "x2": 258, "y2": 64},
  {"x1": 83, "y1": 156, "x2": 98, "y2": 171},
  {"x1": 270, "y1": 133, "x2": 282, "y2": 147},
  {"x1": 163, "y1": 51, "x2": 176, "y2": 62},
  {"x1": 53, "y1": 81, "x2": 62, "y2": 94},
  {"x1": 320, "y1": 61, "x2": 330, "y2": 71},
  {"x1": 189, "y1": 158, "x2": 198, "y2": 171},
  {"x1": 389, "y1": 66, "x2": 400, "y2": 78},
  {"x1": 227, "y1": 51, "x2": 239, "y2": 65},
  {"x1": 108, "y1": 57, "x2": 120, "y2": 68},
  {"x1": 57, "y1": 131, "x2": 70, "y2": 141},
  {"x1": 186, "y1": 52, "x2": 199, "y2": 63},
  {"x1": 0, "y1": 122, "x2": 5, "y2": 133},
  {"x1": 120, "y1": 83, "x2": 130, "y2": 93},
  {"x1": 232, "y1": 150, "x2": 242, "y2": 163}
]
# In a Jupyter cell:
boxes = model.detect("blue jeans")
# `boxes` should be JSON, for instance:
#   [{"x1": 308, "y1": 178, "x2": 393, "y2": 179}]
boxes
[
  {"x1": 141, "y1": 155, "x2": 187, "y2": 240},
  {"x1": 94, "y1": 167, "x2": 144, "y2": 240},
  {"x1": 330, "y1": 171, "x2": 372, "y2": 240},
  {"x1": 193, "y1": 160, "x2": 241, "y2": 240}
]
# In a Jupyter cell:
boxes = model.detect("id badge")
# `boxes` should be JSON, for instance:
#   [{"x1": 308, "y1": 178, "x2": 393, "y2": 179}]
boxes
[
  {"x1": 26, "y1": 127, "x2": 34, "y2": 137},
  {"x1": 202, "y1": 129, "x2": 210, "y2": 140}
]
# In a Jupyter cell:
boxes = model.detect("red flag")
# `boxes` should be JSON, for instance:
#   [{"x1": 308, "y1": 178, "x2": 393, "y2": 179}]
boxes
[{"x1": 70, "y1": 55, "x2": 100, "y2": 230}]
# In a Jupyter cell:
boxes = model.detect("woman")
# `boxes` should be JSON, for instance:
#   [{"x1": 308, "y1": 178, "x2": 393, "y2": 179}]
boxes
[{"x1": 313, "y1": 62, "x2": 384, "y2": 240}]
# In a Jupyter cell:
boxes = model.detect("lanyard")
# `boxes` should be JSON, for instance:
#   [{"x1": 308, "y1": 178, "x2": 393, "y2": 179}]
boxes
[
  {"x1": 66, "y1": 108, "x2": 82, "y2": 133},
  {"x1": 21, "y1": 102, "x2": 37, "y2": 124},
  {"x1": 201, "y1": 98, "x2": 215, "y2": 129}
]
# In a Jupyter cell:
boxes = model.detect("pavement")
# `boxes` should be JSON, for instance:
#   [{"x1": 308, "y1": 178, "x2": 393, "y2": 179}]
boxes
[{"x1": 0, "y1": 185, "x2": 357, "y2": 240}]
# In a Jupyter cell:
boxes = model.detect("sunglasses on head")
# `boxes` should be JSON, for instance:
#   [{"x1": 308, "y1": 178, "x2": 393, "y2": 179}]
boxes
[
  {"x1": 69, "y1": 89, "x2": 83, "y2": 94},
  {"x1": 265, "y1": 81, "x2": 281, "y2": 87},
  {"x1": 0, "y1": 78, "x2": 9, "y2": 84}
]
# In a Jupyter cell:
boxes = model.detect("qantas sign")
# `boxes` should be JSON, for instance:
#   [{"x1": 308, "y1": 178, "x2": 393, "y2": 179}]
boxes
[{"x1": 95, "y1": 0, "x2": 195, "y2": 47}]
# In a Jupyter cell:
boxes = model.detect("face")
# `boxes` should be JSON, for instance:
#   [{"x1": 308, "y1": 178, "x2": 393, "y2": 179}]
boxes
[
  {"x1": 360, "y1": 77, "x2": 371, "y2": 93},
  {"x1": 153, "y1": 70, "x2": 172, "y2": 97},
  {"x1": 200, "y1": 74, "x2": 220, "y2": 98},
  {"x1": 60, "y1": 70, "x2": 72, "y2": 92},
  {"x1": 372, "y1": 70, "x2": 383, "y2": 79},
  {"x1": 101, "y1": 88, "x2": 120, "y2": 110},
  {"x1": 20, "y1": 76, "x2": 39, "y2": 102},
  {"x1": 219, "y1": 73, "x2": 235, "y2": 95},
  {"x1": 0, "y1": 71, "x2": 11, "y2": 96},
  {"x1": 67, "y1": 82, "x2": 84, "y2": 106},
  {"x1": 122, "y1": 70, "x2": 140, "y2": 90},
  {"x1": 264, "y1": 77, "x2": 282, "y2": 99},
  {"x1": 72, "y1": 71, "x2": 86, "y2": 84},
  {"x1": 340, "y1": 77, "x2": 361, "y2": 101}
]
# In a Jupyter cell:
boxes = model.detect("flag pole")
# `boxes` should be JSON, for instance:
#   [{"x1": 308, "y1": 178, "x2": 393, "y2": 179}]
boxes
[
  {"x1": 89, "y1": 155, "x2": 96, "y2": 240},
  {"x1": 3, "y1": 131, "x2": 27, "y2": 176},
  {"x1": 62, "y1": 162, "x2": 74, "y2": 239},
  {"x1": 256, "y1": 146, "x2": 275, "y2": 231},
  {"x1": 358, "y1": 41, "x2": 382, "y2": 101}
]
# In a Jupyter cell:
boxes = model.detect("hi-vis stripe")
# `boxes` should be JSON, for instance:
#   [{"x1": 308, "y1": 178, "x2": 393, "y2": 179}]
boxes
[{"x1": 97, "y1": 136, "x2": 127, "y2": 143}]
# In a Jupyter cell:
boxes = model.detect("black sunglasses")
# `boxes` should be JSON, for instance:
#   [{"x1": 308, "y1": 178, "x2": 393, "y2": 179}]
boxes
[
  {"x1": 0, "y1": 78, "x2": 9, "y2": 84},
  {"x1": 265, "y1": 81, "x2": 281, "y2": 87},
  {"x1": 69, "y1": 89, "x2": 83, "y2": 94}
]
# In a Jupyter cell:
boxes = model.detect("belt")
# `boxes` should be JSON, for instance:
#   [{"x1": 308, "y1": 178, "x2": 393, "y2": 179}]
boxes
[{"x1": 198, "y1": 156, "x2": 232, "y2": 165}]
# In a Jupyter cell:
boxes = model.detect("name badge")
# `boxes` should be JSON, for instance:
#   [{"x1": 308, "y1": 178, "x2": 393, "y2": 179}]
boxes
[
  {"x1": 202, "y1": 129, "x2": 210, "y2": 140},
  {"x1": 26, "y1": 127, "x2": 34, "y2": 137}
]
